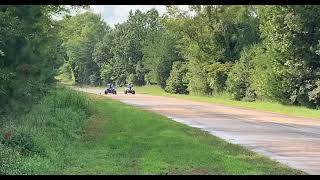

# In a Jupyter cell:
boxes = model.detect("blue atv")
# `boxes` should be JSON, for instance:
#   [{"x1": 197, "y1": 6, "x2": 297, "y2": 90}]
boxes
[{"x1": 104, "y1": 83, "x2": 117, "y2": 95}]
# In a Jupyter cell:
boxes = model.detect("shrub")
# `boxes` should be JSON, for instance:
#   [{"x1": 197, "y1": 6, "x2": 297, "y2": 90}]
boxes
[
  {"x1": 243, "y1": 88, "x2": 257, "y2": 102},
  {"x1": 165, "y1": 61, "x2": 188, "y2": 94},
  {"x1": 144, "y1": 72, "x2": 157, "y2": 85},
  {"x1": 227, "y1": 45, "x2": 259, "y2": 101},
  {"x1": 308, "y1": 80, "x2": 320, "y2": 107},
  {"x1": 187, "y1": 62, "x2": 211, "y2": 96},
  {"x1": 206, "y1": 62, "x2": 233, "y2": 95}
]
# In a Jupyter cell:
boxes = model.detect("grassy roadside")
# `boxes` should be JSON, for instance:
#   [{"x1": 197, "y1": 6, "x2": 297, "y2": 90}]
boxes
[
  {"x1": 62, "y1": 93, "x2": 305, "y2": 175},
  {"x1": 0, "y1": 87, "x2": 92, "y2": 174},
  {"x1": 133, "y1": 85, "x2": 320, "y2": 120}
]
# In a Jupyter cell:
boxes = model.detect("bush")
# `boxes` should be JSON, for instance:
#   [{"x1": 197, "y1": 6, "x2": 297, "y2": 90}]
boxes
[
  {"x1": 308, "y1": 80, "x2": 320, "y2": 107},
  {"x1": 206, "y1": 62, "x2": 233, "y2": 95},
  {"x1": 243, "y1": 88, "x2": 257, "y2": 102},
  {"x1": 187, "y1": 62, "x2": 211, "y2": 96},
  {"x1": 165, "y1": 61, "x2": 188, "y2": 94},
  {"x1": 277, "y1": 63, "x2": 320, "y2": 108},
  {"x1": 227, "y1": 45, "x2": 259, "y2": 101},
  {"x1": 144, "y1": 72, "x2": 157, "y2": 85},
  {"x1": 251, "y1": 51, "x2": 319, "y2": 107}
]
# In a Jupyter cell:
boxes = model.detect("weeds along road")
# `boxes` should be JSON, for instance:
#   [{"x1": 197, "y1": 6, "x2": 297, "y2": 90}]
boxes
[{"x1": 74, "y1": 86, "x2": 320, "y2": 175}]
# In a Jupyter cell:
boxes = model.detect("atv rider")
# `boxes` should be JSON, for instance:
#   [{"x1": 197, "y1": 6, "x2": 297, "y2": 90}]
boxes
[
  {"x1": 106, "y1": 83, "x2": 112, "y2": 89},
  {"x1": 107, "y1": 83, "x2": 117, "y2": 91},
  {"x1": 124, "y1": 83, "x2": 135, "y2": 94},
  {"x1": 128, "y1": 83, "x2": 133, "y2": 90}
]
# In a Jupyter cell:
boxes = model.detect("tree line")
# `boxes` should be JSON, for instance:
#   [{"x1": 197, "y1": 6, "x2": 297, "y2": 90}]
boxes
[
  {"x1": 2, "y1": 5, "x2": 320, "y2": 114},
  {"x1": 61, "y1": 5, "x2": 320, "y2": 108}
]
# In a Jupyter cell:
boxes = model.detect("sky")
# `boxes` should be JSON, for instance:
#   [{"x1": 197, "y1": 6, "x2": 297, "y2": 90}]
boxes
[{"x1": 89, "y1": 5, "x2": 189, "y2": 27}]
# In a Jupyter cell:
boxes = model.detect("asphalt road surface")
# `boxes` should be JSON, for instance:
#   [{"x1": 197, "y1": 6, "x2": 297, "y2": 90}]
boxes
[{"x1": 75, "y1": 86, "x2": 320, "y2": 174}]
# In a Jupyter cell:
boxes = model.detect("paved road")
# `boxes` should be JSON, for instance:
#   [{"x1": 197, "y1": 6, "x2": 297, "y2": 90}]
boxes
[{"x1": 75, "y1": 86, "x2": 320, "y2": 174}]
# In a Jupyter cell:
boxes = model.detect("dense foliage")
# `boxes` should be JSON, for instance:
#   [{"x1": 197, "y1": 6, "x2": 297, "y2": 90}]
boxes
[
  {"x1": 0, "y1": 6, "x2": 67, "y2": 115},
  {"x1": 2, "y1": 5, "x2": 320, "y2": 113},
  {"x1": 58, "y1": 5, "x2": 320, "y2": 108}
]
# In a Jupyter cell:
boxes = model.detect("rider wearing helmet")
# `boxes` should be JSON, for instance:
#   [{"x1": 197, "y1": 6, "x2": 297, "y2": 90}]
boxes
[
  {"x1": 128, "y1": 83, "x2": 133, "y2": 90},
  {"x1": 124, "y1": 83, "x2": 135, "y2": 94}
]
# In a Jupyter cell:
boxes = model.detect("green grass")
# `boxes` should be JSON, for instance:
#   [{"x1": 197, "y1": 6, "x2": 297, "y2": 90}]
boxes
[
  {"x1": 134, "y1": 85, "x2": 320, "y2": 120},
  {"x1": 62, "y1": 94, "x2": 304, "y2": 175},
  {"x1": 0, "y1": 87, "x2": 92, "y2": 174}
]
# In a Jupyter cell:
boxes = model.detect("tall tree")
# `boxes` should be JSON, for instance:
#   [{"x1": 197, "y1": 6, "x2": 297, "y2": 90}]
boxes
[
  {"x1": 252, "y1": 5, "x2": 320, "y2": 107},
  {"x1": 0, "y1": 5, "x2": 71, "y2": 114},
  {"x1": 165, "y1": 5, "x2": 260, "y2": 95},
  {"x1": 143, "y1": 8, "x2": 184, "y2": 88},
  {"x1": 60, "y1": 12, "x2": 107, "y2": 85}
]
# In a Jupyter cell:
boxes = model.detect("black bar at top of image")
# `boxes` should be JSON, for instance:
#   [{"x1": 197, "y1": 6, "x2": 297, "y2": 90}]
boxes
[{"x1": 2, "y1": 0, "x2": 320, "y2": 5}]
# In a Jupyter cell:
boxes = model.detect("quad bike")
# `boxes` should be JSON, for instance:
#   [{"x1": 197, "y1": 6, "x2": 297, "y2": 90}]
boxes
[
  {"x1": 124, "y1": 86, "x2": 135, "y2": 95},
  {"x1": 105, "y1": 84, "x2": 117, "y2": 95}
]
